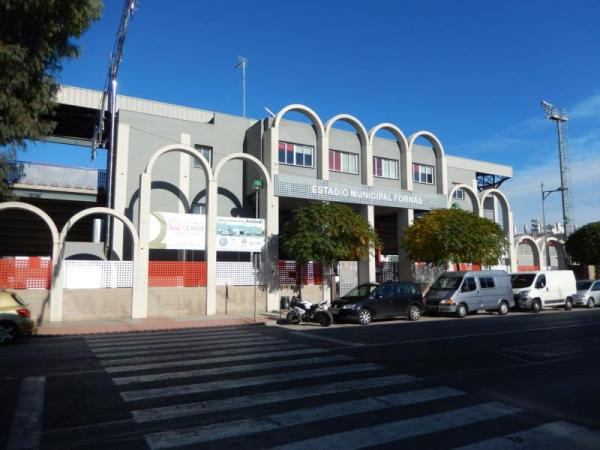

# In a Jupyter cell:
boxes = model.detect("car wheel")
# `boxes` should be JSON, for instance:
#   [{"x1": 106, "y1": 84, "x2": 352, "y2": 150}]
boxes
[
  {"x1": 531, "y1": 299, "x2": 542, "y2": 313},
  {"x1": 498, "y1": 301, "x2": 509, "y2": 316},
  {"x1": 286, "y1": 310, "x2": 301, "y2": 325},
  {"x1": 456, "y1": 303, "x2": 468, "y2": 319},
  {"x1": 564, "y1": 298, "x2": 573, "y2": 311},
  {"x1": 407, "y1": 304, "x2": 421, "y2": 321},
  {"x1": 357, "y1": 308, "x2": 372, "y2": 325},
  {"x1": 0, "y1": 321, "x2": 17, "y2": 345},
  {"x1": 587, "y1": 298, "x2": 595, "y2": 309}
]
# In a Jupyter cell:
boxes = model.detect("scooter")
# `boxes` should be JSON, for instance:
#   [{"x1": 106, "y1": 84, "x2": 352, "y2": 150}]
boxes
[{"x1": 286, "y1": 295, "x2": 333, "y2": 327}]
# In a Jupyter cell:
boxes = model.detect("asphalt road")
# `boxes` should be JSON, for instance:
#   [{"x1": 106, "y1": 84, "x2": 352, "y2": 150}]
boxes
[{"x1": 2, "y1": 308, "x2": 600, "y2": 449}]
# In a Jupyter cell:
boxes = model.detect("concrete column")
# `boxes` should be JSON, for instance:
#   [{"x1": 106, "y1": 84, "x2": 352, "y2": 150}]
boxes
[
  {"x1": 363, "y1": 142, "x2": 373, "y2": 186},
  {"x1": 111, "y1": 123, "x2": 130, "y2": 260},
  {"x1": 49, "y1": 240, "x2": 63, "y2": 322},
  {"x1": 264, "y1": 126, "x2": 281, "y2": 311},
  {"x1": 397, "y1": 208, "x2": 415, "y2": 281},
  {"x1": 508, "y1": 211, "x2": 517, "y2": 272},
  {"x1": 179, "y1": 133, "x2": 191, "y2": 213},
  {"x1": 404, "y1": 148, "x2": 413, "y2": 191},
  {"x1": 358, "y1": 204, "x2": 376, "y2": 284},
  {"x1": 135, "y1": 172, "x2": 151, "y2": 318},
  {"x1": 205, "y1": 178, "x2": 218, "y2": 315},
  {"x1": 319, "y1": 133, "x2": 329, "y2": 180},
  {"x1": 438, "y1": 155, "x2": 448, "y2": 195}
]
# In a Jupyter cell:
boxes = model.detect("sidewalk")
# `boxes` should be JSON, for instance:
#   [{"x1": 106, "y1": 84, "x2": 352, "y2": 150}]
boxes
[{"x1": 34, "y1": 312, "x2": 281, "y2": 336}]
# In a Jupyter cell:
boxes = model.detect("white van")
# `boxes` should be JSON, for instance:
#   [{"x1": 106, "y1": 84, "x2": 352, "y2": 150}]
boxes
[
  {"x1": 510, "y1": 270, "x2": 577, "y2": 312},
  {"x1": 425, "y1": 270, "x2": 514, "y2": 318}
]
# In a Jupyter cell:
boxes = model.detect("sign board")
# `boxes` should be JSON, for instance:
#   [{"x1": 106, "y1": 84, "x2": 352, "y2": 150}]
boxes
[
  {"x1": 275, "y1": 174, "x2": 447, "y2": 210},
  {"x1": 149, "y1": 212, "x2": 265, "y2": 252}
]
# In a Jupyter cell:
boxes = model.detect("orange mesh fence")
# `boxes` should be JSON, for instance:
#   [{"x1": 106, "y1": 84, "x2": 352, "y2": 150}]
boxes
[
  {"x1": 0, "y1": 257, "x2": 52, "y2": 289},
  {"x1": 278, "y1": 261, "x2": 323, "y2": 285},
  {"x1": 517, "y1": 265, "x2": 540, "y2": 272},
  {"x1": 148, "y1": 261, "x2": 207, "y2": 287}
]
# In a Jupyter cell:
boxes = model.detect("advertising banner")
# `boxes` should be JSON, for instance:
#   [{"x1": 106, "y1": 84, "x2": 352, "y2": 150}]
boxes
[{"x1": 149, "y1": 212, "x2": 265, "y2": 252}]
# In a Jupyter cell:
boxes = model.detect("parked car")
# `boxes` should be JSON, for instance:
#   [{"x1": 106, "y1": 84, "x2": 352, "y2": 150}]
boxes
[
  {"x1": 510, "y1": 270, "x2": 577, "y2": 312},
  {"x1": 329, "y1": 281, "x2": 423, "y2": 325},
  {"x1": 425, "y1": 270, "x2": 513, "y2": 318},
  {"x1": 573, "y1": 280, "x2": 600, "y2": 308},
  {"x1": 0, "y1": 291, "x2": 34, "y2": 344}
]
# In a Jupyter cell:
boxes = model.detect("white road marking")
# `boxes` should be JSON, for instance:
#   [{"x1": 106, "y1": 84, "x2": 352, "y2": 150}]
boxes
[
  {"x1": 121, "y1": 363, "x2": 383, "y2": 401},
  {"x1": 112, "y1": 354, "x2": 353, "y2": 385},
  {"x1": 132, "y1": 374, "x2": 420, "y2": 423},
  {"x1": 84, "y1": 327, "x2": 256, "y2": 342},
  {"x1": 144, "y1": 386, "x2": 462, "y2": 449},
  {"x1": 271, "y1": 402, "x2": 521, "y2": 450},
  {"x1": 6, "y1": 376, "x2": 45, "y2": 450},
  {"x1": 93, "y1": 338, "x2": 285, "y2": 358},
  {"x1": 90, "y1": 335, "x2": 278, "y2": 354},
  {"x1": 289, "y1": 331, "x2": 365, "y2": 346},
  {"x1": 99, "y1": 343, "x2": 309, "y2": 367},
  {"x1": 105, "y1": 347, "x2": 326, "y2": 373},
  {"x1": 86, "y1": 330, "x2": 257, "y2": 348},
  {"x1": 454, "y1": 421, "x2": 600, "y2": 449}
]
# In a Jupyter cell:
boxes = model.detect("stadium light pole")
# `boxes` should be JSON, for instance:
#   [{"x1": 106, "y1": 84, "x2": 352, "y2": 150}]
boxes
[{"x1": 541, "y1": 182, "x2": 566, "y2": 269}]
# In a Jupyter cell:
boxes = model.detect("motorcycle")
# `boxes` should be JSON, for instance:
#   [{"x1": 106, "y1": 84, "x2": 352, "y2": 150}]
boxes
[{"x1": 286, "y1": 295, "x2": 333, "y2": 327}]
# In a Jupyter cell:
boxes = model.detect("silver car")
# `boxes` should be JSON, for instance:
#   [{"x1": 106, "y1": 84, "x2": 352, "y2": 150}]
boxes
[{"x1": 573, "y1": 280, "x2": 600, "y2": 308}]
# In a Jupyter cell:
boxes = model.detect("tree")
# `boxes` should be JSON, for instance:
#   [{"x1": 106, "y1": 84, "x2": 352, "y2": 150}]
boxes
[
  {"x1": 566, "y1": 222, "x2": 600, "y2": 267},
  {"x1": 401, "y1": 208, "x2": 508, "y2": 268},
  {"x1": 281, "y1": 202, "x2": 381, "y2": 299},
  {"x1": 0, "y1": 0, "x2": 102, "y2": 199}
]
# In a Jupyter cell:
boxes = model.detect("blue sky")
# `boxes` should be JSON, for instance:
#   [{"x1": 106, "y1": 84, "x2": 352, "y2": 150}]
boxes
[{"x1": 18, "y1": 0, "x2": 600, "y2": 229}]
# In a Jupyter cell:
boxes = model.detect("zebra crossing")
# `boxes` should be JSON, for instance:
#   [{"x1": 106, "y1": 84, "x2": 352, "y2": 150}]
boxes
[{"x1": 84, "y1": 326, "x2": 600, "y2": 449}]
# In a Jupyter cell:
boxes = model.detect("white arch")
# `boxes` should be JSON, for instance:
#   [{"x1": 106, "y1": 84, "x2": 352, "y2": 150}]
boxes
[
  {"x1": 273, "y1": 104, "x2": 325, "y2": 137},
  {"x1": 0, "y1": 201, "x2": 59, "y2": 244},
  {"x1": 369, "y1": 123, "x2": 410, "y2": 189},
  {"x1": 214, "y1": 153, "x2": 272, "y2": 186},
  {"x1": 479, "y1": 188, "x2": 515, "y2": 271},
  {"x1": 59, "y1": 207, "x2": 138, "y2": 246},
  {"x1": 539, "y1": 236, "x2": 566, "y2": 269},
  {"x1": 407, "y1": 130, "x2": 447, "y2": 194},
  {"x1": 479, "y1": 189, "x2": 511, "y2": 223},
  {"x1": 447, "y1": 184, "x2": 481, "y2": 214},
  {"x1": 144, "y1": 143, "x2": 213, "y2": 180},
  {"x1": 324, "y1": 114, "x2": 369, "y2": 147},
  {"x1": 514, "y1": 235, "x2": 541, "y2": 269}
]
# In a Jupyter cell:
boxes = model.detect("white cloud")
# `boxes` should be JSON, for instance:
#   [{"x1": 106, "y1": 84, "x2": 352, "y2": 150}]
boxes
[{"x1": 570, "y1": 92, "x2": 600, "y2": 120}]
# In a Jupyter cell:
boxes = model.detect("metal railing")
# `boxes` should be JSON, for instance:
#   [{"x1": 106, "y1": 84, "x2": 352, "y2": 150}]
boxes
[{"x1": 2, "y1": 160, "x2": 106, "y2": 192}]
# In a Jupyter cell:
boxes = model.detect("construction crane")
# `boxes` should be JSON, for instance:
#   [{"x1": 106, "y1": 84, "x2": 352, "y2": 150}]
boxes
[
  {"x1": 91, "y1": 0, "x2": 139, "y2": 255},
  {"x1": 541, "y1": 100, "x2": 572, "y2": 237}
]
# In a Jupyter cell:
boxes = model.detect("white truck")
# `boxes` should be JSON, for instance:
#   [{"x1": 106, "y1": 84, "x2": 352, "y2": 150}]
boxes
[{"x1": 510, "y1": 270, "x2": 577, "y2": 312}]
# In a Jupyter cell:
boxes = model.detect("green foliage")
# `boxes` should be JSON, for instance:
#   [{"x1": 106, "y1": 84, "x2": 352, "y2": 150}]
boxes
[
  {"x1": 401, "y1": 208, "x2": 508, "y2": 266},
  {"x1": 282, "y1": 202, "x2": 381, "y2": 271},
  {"x1": 566, "y1": 222, "x2": 600, "y2": 266},
  {"x1": 0, "y1": 0, "x2": 102, "y2": 149}
]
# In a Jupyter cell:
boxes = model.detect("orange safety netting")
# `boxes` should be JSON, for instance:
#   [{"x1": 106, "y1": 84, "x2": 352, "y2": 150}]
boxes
[
  {"x1": 148, "y1": 261, "x2": 207, "y2": 287},
  {"x1": 0, "y1": 257, "x2": 52, "y2": 289},
  {"x1": 517, "y1": 265, "x2": 540, "y2": 272}
]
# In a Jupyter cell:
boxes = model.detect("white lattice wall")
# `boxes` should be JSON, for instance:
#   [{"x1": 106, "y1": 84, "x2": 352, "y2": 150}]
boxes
[
  {"x1": 216, "y1": 262, "x2": 262, "y2": 286},
  {"x1": 64, "y1": 261, "x2": 133, "y2": 289}
]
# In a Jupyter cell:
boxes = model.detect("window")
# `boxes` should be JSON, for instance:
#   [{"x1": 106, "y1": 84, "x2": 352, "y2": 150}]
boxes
[
  {"x1": 592, "y1": 282, "x2": 600, "y2": 291},
  {"x1": 192, "y1": 203, "x2": 206, "y2": 215},
  {"x1": 462, "y1": 277, "x2": 476, "y2": 292},
  {"x1": 193, "y1": 144, "x2": 213, "y2": 167},
  {"x1": 373, "y1": 156, "x2": 398, "y2": 179},
  {"x1": 479, "y1": 277, "x2": 496, "y2": 288},
  {"x1": 278, "y1": 142, "x2": 314, "y2": 167},
  {"x1": 412, "y1": 163, "x2": 435, "y2": 184},
  {"x1": 452, "y1": 188, "x2": 465, "y2": 200},
  {"x1": 329, "y1": 149, "x2": 359, "y2": 174},
  {"x1": 535, "y1": 275, "x2": 546, "y2": 289}
]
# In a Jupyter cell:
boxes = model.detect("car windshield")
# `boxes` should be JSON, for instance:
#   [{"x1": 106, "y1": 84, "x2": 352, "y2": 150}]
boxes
[
  {"x1": 343, "y1": 284, "x2": 378, "y2": 297},
  {"x1": 577, "y1": 281, "x2": 592, "y2": 290},
  {"x1": 510, "y1": 274, "x2": 536, "y2": 289},
  {"x1": 430, "y1": 275, "x2": 463, "y2": 291}
]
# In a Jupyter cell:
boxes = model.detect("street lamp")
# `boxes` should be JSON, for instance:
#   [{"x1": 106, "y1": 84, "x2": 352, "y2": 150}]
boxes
[{"x1": 541, "y1": 182, "x2": 566, "y2": 269}]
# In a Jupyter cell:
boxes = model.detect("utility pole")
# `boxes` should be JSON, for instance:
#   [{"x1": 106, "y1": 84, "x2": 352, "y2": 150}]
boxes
[
  {"x1": 234, "y1": 57, "x2": 247, "y2": 117},
  {"x1": 541, "y1": 182, "x2": 565, "y2": 269},
  {"x1": 541, "y1": 100, "x2": 572, "y2": 237}
]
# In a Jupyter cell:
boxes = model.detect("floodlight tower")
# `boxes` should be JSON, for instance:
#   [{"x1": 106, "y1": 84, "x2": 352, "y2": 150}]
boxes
[{"x1": 541, "y1": 100, "x2": 572, "y2": 237}]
